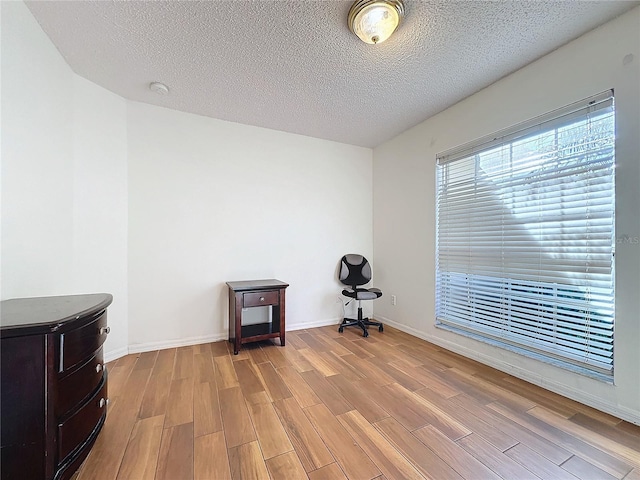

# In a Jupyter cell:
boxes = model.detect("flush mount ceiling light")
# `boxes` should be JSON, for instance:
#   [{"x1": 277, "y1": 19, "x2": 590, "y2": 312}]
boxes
[
  {"x1": 348, "y1": 0, "x2": 404, "y2": 45},
  {"x1": 149, "y1": 81, "x2": 169, "y2": 95}
]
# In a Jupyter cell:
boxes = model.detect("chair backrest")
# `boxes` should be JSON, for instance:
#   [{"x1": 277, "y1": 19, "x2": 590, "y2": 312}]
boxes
[{"x1": 339, "y1": 254, "x2": 372, "y2": 287}]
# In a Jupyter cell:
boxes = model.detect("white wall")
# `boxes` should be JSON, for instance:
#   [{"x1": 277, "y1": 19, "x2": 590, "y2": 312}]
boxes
[
  {"x1": 1, "y1": 2, "x2": 129, "y2": 359},
  {"x1": 1, "y1": 1, "x2": 372, "y2": 359},
  {"x1": 127, "y1": 102, "x2": 372, "y2": 350},
  {"x1": 2, "y1": 0, "x2": 75, "y2": 296},
  {"x1": 373, "y1": 7, "x2": 640, "y2": 424},
  {"x1": 71, "y1": 75, "x2": 129, "y2": 359}
]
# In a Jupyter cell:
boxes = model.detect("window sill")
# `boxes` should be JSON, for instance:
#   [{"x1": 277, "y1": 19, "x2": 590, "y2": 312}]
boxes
[{"x1": 436, "y1": 322, "x2": 614, "y2": 385}]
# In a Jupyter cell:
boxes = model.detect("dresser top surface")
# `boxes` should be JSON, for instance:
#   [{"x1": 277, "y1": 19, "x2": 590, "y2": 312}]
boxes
[{"x1": 1, "y1": 293, "x2": 113, "y2": 336}]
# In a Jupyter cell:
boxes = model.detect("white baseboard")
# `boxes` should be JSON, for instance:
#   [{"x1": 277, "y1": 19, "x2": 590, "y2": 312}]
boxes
[
  {"x1": 101, "y1": 320, "x2": 341, "y2": 363},
  {"x1": 127, "y1": 333, "x2": 228, "y2": 355},
  {"x1": 377, "y1": 315, "x2": 640, "y2": 426},
  {"x1": 287, "y1": 318, "x2": 341, "y2": 331},
  {"x1": 104, "y1": 346, "x2": 129, "y2": 364}
]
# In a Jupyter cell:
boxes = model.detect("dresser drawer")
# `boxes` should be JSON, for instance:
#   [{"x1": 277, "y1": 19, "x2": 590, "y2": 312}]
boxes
[
  {"x1": 244, "y1": 291, "x2": 279, "y2": 307},
  {"x1": 59, "y1": 311, "x2": 108, "y2": 373},
  {"x1": 56, "y1": 348, "x2": 105, "y2": 418},
  {"x1": 57, "y1": 375, "x2": 107, "y2": 463}
]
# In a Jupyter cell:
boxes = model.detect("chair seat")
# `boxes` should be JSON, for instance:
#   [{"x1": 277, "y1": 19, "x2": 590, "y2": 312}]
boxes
[{"x1": 342, "y1": 287, "x2": 382, "y2": 301}]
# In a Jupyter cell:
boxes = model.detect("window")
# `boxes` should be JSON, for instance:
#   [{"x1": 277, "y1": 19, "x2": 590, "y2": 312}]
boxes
[{"x1": 436, "y1": 91, "x2": 615, "y2": 375}]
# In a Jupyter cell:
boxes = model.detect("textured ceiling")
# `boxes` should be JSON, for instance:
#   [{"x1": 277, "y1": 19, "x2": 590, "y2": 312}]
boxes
[{"x1": 26, "y1": 0, "x2": 638, "y2": 148}]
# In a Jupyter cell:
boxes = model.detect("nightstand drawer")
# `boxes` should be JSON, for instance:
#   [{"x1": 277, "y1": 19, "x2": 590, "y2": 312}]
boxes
[
  {"x1": 56, "y1": 348, "x2": 105, "y2": 417},
  {"x1": 243, "y1": 291, "x2": 279, "y2": 307},
  {"x1": 57, "y1": 375, "x2": 107, "y2": 463},
  {"x1": 59, "y1": 311, "x2": 108, "y2": 373}
]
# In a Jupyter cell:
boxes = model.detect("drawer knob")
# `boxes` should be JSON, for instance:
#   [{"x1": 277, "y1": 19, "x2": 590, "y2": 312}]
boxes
[
  {"x1": 260, "y1": 297, "x2": 265, "y2": 301},
  {"x1": 99, "y1": 398, "x2": 106, "y2": 408},
  {"x1": 96, "y1": 363, "x2": 103, "y2": 373},
  {"x1": 99, "y1": 326, "x2": 111, "y2": 335}
]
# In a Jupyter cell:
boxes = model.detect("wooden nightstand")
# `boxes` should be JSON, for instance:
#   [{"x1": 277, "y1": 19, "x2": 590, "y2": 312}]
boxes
[{"x1": 226, "y1": 279, "x2": 288, "y2": 355}]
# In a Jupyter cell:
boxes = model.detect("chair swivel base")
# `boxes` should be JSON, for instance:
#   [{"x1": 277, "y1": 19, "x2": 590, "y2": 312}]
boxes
[{"x1": 338, "y1": 307, "x2": 383, "y2": 337}]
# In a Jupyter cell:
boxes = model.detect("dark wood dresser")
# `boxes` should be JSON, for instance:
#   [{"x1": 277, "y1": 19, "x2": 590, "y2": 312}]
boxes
[{"x1": 0, "y1": 293, "x2": 113, "y2": 480}]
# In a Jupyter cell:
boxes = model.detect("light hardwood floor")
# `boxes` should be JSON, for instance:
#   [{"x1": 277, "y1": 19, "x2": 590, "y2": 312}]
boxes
[{"x1": 77, "y1": 325, "x2": 640, "y2": 480}]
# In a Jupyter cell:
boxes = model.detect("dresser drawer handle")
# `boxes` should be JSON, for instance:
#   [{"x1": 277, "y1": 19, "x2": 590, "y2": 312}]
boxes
[
  {"x1": 99, "y1": 398, "x2": 106, "y2": 408},
  {"x1": 99, "y1": 326, "x2": 111, "y2": 335},
  {"x1": 96, "y1": 363, "x2": 103, "y2": 373},
  {"x1": 260, "y1": 297, "x2": 265, "y2": 301}
]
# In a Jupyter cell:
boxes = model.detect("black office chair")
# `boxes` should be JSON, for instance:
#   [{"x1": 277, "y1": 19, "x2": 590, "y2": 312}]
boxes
[{"x1": 337, "y1": 254, "x2": 383, "y2": 337}]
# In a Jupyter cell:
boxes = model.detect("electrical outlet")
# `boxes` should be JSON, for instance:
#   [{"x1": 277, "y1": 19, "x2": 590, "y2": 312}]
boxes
[{"x1": 391, "y1": 295, "x2": 397, "y2": 306}]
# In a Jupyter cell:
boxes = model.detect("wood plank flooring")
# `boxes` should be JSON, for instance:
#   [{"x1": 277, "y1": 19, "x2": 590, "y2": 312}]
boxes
[{"x1": 77, "y1": 325, "x2": 640, "y2": 480}]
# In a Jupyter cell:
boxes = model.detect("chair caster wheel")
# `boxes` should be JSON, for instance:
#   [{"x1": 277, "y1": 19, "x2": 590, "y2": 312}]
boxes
[
  {"x1": 379, "y1": 325, "x2": 384, "y2": 332},
  {"x1": 338, "y1": 327, "x2": 344, "y2": 333},
  {"x1": 363, "y1": 330, "x2": 369, "y2": 338}
]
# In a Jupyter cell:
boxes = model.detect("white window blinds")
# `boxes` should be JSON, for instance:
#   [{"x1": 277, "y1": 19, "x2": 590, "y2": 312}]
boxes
[{"x1": 436, "y1": 91, "x2": 615, "y2": 374}]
